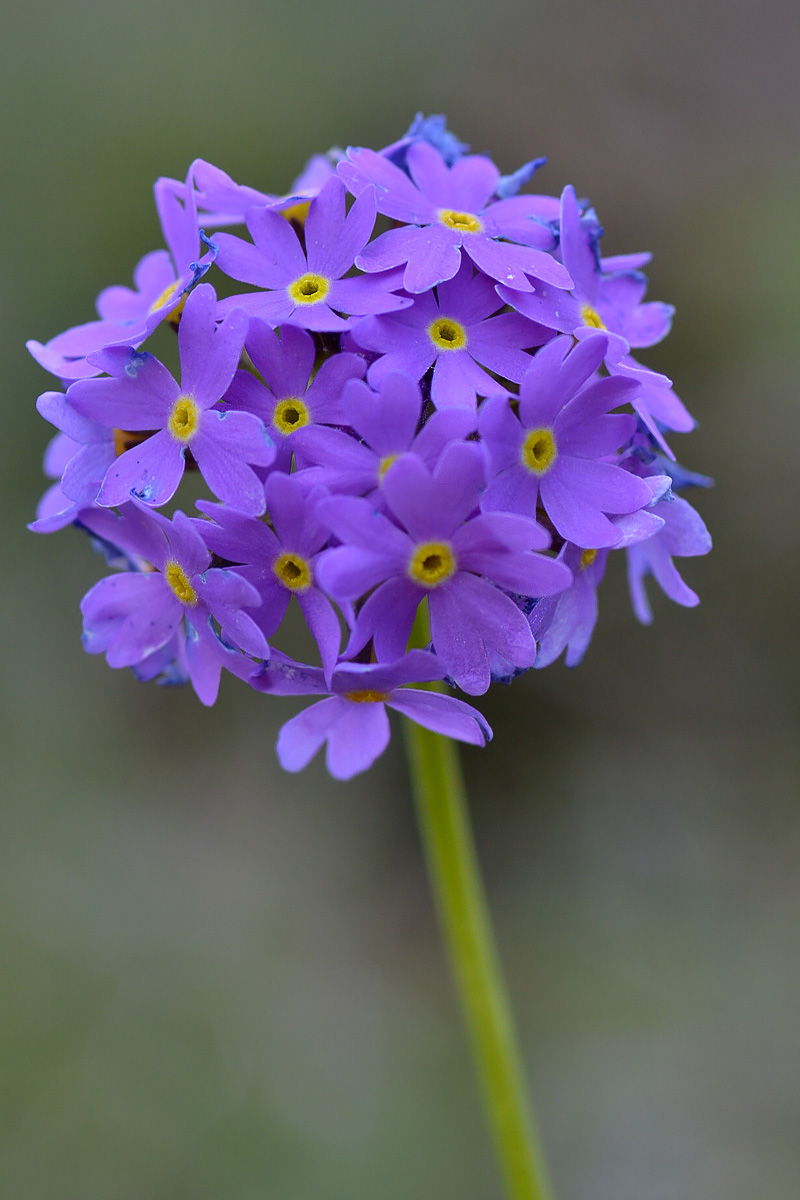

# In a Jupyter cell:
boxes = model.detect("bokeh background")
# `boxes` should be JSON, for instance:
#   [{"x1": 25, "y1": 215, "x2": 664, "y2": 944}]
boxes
[{"x1": 2, "y1": 2, "x2": 798, "y2": 1197}]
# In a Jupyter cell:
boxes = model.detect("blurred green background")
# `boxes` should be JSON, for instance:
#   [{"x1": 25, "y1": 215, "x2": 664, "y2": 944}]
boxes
[{"x1": 2, "y1": 2, "x2": 798, "y2": 1197}]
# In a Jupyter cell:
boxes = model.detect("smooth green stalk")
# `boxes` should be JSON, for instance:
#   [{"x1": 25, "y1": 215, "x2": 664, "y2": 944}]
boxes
[{"x1": 404, "y1": 609, "x2": 554, "y2": 1200}]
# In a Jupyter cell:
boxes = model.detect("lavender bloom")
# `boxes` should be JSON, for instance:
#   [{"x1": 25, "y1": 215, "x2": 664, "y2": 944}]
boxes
[
  {"x1": 480, "y1": 334, "x2": 652, "y2": 548},
  {"x1": 68, "y1": 286, "x2": 275, "y2": 513},
  {"x1": 215, "y1": 176, "x2": 409, "y2": 331},
  {"x1": 195, "y1": 472, "x2": 341, "y2": 682},
  {"x1": 79, "y1": 505, "x2": 268, "y2": 704},
  {"x1": 339, "y1": 141, "x2": 571, "y2": 293},
  {"x1": 626, "y1": 493, "x2": 712, "y2": 623},
  {"x1": 351, "y1": 261, "x2": 549, "y2": 412},
  {"x1": 27, "y1": 170, "x2": 214, "y2": 382},
  {"x1": 292, "y1": 373, "x2": 475, "y2": 499},
  {"x1": 253, "y1": 650, "x2": 491, "y2": 779},
  {"x1": 315, "y1": 442, "x2": 572, "y2": 695},
  {"x1": 222, "y1": 321, "x2": 364, "y2": 472}
]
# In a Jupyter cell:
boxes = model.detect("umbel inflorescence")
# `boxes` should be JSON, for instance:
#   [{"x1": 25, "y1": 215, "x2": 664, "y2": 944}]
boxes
[{"x1": 29, "y1": 115, "x2": 711, "y2": 779}]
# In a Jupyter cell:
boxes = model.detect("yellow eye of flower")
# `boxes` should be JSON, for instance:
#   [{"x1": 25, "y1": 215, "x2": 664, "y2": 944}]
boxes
[
  {"x1": 287, "y1": 273, "x2": 330, "y2": 305},
  {"x1": 168, "y1": 395, "x2": 200, "y2": 441},
  {"x1": 378, "y1": 454, "x2": 399, "y2": 481},
  {"x1": 409, "y1": 541, "x2": 457, "y2": 588},
  {"x1": 164, "y1": 561, "x2": 197, "y2": 606},
  {"x1": 439, "y1": 208, "x2": 483, "y2": 234},
  {"x1": 580, "y1": 548, "x2": 598, "y2": 569},
  {"x1": 273, "y1": 397, "x2": 310, "y2": 435},
  {"x1": 273, "y1": 552, "x2": 312, "y2": 591},
  {"x1": 344, "y1": 689, "x2": 388, "y2": 703},
  {"x1": 581, "y1": 304, "x2": 606, "y2": 330},
  {"x1": 521, "y1": 428, "x2": 557, "y2": 475},
  {"x1": 428, "y1": 317, "x2": 468, "y2": 351}
]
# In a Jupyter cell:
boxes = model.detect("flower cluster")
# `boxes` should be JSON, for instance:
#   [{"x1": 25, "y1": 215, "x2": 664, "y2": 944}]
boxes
[{"x1": 30, "y1": 116, "x2": 711, "y2": 779}]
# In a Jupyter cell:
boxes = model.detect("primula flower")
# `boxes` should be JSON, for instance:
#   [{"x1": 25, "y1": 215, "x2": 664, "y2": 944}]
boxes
[
  {"x1": 351, "y1": 260, "x2": 548, "y2": 412},
  {"x1": 222, "y1": 321, "x2": 365, "y2": 472},
  {"x1": 79, "y1": 505, "x2": 268, "y2": 704},
  {"x1": 315, "y1": 441, "x2": 572, "y2": 695},
  {"x1": 215, "y1": 176, "x2": 409, "y2": 330},
  {"x1": 479, "y1": 334, "x2": 652, "y2": 548},
  {"x1": 339, "y1": 141, "x2": 572, "y2": 293},
  {"x1": 253, "y1": 651, "x2": 491, "y2": 780},
  {"x1": 68, "y1": 285, "x2": 275, "y2": 514}
]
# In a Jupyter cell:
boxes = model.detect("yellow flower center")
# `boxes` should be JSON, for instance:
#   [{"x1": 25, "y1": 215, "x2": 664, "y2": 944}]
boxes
[
  {"x1": 273, "y1": 397, "x2": 310, "y2": 435},
  {"x1": 149, "y1": 282, "x2": 179, "y2": 313},
  {"x1": 409, "y1": 541, "x2": 457, "y2": 588},
  {"x1": 580, "y1": 548, "x2": 598, "y2": 569},
  {"x1": 149, "y1": 283, "x2": 185, "y2": 326},
  {"x1": 168, "y1": 395, "x2": 200, "y2": 442},
  {"x1": 164, "y1": 560, "x2": 197, "y2": 606},
  {"x1": 344, "y1": 689, "x2": 388, "y2": 703},
  {"x1": 428, "y1": 316, "x2": 468, "y2": 351},
  {"x1": 287, "y1": 272, "x2": 330, "y2": 306},
  {"x1": 378, "y1": 453, "x2": 399, "y2": 480},
  {"x1": 521, "y1": 427, "x2": 557, "y2": 475},
  {"x1": 273, "y1": 552, "x2": 312, "y2": 591},
  {"x1": 439, "y1": 208, "x2": 483, "y2": 234},
  {"x1": 581, "y1": 304, "x2": 606, "y2": 330},
  {"x1": 280, "y1": 200, "x2": 311, "y2": 226}
]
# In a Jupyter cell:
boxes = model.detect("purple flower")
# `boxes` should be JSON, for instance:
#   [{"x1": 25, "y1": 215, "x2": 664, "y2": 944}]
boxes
[
  {"x1": 215, "y1": 176, "x2": 409, "y2": 331},
  {"x1": 479, "y1": 334, "x2": 653, "y2": 548},
  {"x1": 315, "y1": 442, "x2": 572, "y2": 694},
  {"x1": 626, "y1": 493, "x2": 712, "y2": 623},
  {"x1": 79, "y1": 504, "x2": 268, "y2": 704},
  {"x1": 194, "y1": 472, "x2": 341, "y2": 682},
  {"x1": 252, "y1": 650, "x2": 491, "y2": 779},
  {"x1": 68, "y1": 285, "x2": 275, "y2": 513},
  {"x1": 222, "y1": 321, "x2": 365, "y2": 472},
  {"x1": 291, "y1": 373, "x2": 475, "y2": 498},
  {"x1": 339, "y1": 140, "x2": 571, "y2": 294},
  {"x1": 27, "y1": 170, "x2": 214, "y2": 382},
  {"x1": 351, "y1": 261, "x2": 548, "y2": 412}
]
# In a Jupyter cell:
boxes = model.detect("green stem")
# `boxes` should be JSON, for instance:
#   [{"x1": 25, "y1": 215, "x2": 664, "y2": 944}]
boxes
[{"x1": 403, "y1": 626, "x2": 554, "y2": 1200}]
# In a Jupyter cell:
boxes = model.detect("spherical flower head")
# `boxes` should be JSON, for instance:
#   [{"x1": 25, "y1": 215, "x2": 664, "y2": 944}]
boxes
[{"x1": 28, "y1": 118, "x2": 711, "y2": 778}]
